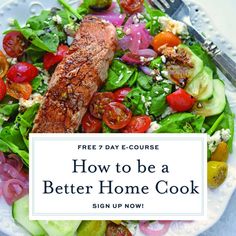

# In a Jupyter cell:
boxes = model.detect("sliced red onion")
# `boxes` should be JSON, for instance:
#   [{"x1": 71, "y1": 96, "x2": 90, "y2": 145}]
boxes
[
  {"x1": 2, "y1": 178, "x2": 28, "y2": 205},
  {"x1": 0, "y1": 163, "x2": 19, "y2": 181},
  {"x1": 139, "y1": 221, "x2": 172, "y2": 236},
  {"x1": 140, "y1": 66, "x2": 155, "y2": 76},
  {"x1": 121, "y1": 53, "x2": 142, "y2": 65},
  {"x1": 119, "y1": 22, "x2": 152, "y2": 53},
  {"x1": 0, "y1": 181, "x2": 3, "y2": 197},
  {"x1": 6, "y1": 153, "x2": 23, "y2": 172},
  {"x1": 0, "y1": 152, "x2": 6, "y2": 164},
  {"x1": 93, "y1": 13, "x2": 126, "y2": 26},
  {"x1": 137, "y1": 49, "x2": 157, "y2": 58}
]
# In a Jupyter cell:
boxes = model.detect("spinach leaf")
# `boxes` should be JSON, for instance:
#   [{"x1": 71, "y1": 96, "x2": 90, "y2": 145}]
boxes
[
  {"x1": 156, "y1": 113, "x2": 205, "y2": 133},
  {"x1": 124, "y1": 82, "x2": 171, "y2": 117},
  {"x1": 144, "y1": 0, "x2": 165, "y2": 35},
  {"x1": 0, "y1": 104, "x2": 40, "y2": 165},
  {"x1": 104, "y1": 60, "x2": 136, "y2": 91},
  {"x1": 137, "y1": 72, "x2": 153, "y2": 91},
  {"x1": 0, "y1": 103, "x2": 19, "y2": 127},
  {"x1": 58, "y1": 0, "x2": 83, "y2": 20},
  {"x1": 31, "y1": 74, "x2": 48, "y2": 94}
]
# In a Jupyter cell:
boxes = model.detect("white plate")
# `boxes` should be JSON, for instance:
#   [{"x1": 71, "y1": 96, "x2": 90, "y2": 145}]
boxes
[{"x1": 0, "y1": 0, "x2": 236, "y2": 236}]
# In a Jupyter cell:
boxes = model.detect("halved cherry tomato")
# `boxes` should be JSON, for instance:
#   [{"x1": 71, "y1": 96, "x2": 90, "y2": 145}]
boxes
[
  {"x1": 103, "y1": 102, "x2": 132, "y2": 130},
  {"x1": 3, "y1": 31, "x2": 28, "y2": 58},
  {"x1": 166, "y1": 88, "x2": 196, "y2": 112},
  {"x1": 152, "y1": 32, "x2": 181, "y2": 52},
  {"x1": 89, "y1": 92, "x2": 115, "y2": 119},
  {"x1": 114, "y1": 87, "x2": 131, "y2": 102},
  {"x1": 43, "y1": 44, "x2": 69, "y2": 70},
  {"x1": 120, "y1": 0, "x2": 144, "y2": 14},
  {"x1": 81, "y1": 112, "x2": 102, "y2": 133},
  {"x1": 0, "y1": 79, "x2": 6, "y2": 101},
  {"x1": 121, "y1": 115, "x2": 151, "y2": 133},
  {"x1": 106, "y1": 222, "x2": 132, "y2": 236},
  {"x1": 0, "y1": 51, "x2": 9, "y2": 78},
  {"x1": 7, "y1": 62, "x2": 38, "y2": 83},
  {"x1": 6, "y1": 80, "x2": 32, "y2": 100}
]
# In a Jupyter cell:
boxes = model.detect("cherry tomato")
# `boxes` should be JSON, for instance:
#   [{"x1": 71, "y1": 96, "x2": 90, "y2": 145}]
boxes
[
  {"x1": 0, "y1": 79, "x2": 7, "y2": 101},
  {"x1": 81, "y1": 112, "x2": 102, "y2": 133},
  {"x1": 120, "y1": 0, "x2": 144, "y2": 14},
  {"x1": 7, "y1": 62, "x2": 38, "y2": 83},
  {"x1": 114, "y1": 87, "x2": 131, "y2": 102},
  {"x1": 106, "y1": 222, "x2": 132, "y2": 236},
  {"x1": 89, "y1": 92, "x2": 115, "y2": 119},
  {"x1": 43, "y1": 44, "x2": 69, "y2": 70},
  {"x1": 166, "y1": 88, "x2": 196, "y2": 112},
  {"x1": 121, "y1": 115, "x2": 151, "y2": 133},
  {"x1": 152, "y1": 32, "x2": 181, "y2": 52},
  {"x1": 3, "y1": 31, "x2": 27, "y2": 58},
  {"x1": 0, "y1": 50, "x2": 9, "y2": 78},
  {"x1": 6, "y1": 80, "x2": 32, "y2": 100},
  {"x1": 103, "y1": 102, "x2": 132, "y2": 130}
]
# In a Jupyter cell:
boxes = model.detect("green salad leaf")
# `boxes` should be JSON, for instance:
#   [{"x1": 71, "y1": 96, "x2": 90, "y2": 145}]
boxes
[
  {"x1": 0, "y1": 104, "x2": 40, "y2": 165},
  {"x1": 124, "y1": 80, "x2": 172, "y2": 117},
  {"x1": 144, "y1": 0, "x2": 165, "y2": 35},
  {"x1": 155, "y1": 113, "x2": 205, "y2": 133},
  {"x1": 104, "y1": 60, "x2": 136, "y2": 91}
]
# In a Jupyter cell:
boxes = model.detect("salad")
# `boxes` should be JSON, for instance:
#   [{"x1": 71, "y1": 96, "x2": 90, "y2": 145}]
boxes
[{"x1": 0, "y1": 0, "x2": 235, "y2": 235}]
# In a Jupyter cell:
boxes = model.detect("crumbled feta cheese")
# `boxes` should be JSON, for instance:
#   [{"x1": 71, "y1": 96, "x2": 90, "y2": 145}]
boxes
[
  {"x1": 52, "y1": 15, "x2": 62, "y2": 24},
  {"x1": 7, "y1": 57, "x2": 17, "y2": 65},
  {"x1": 161, "y1": 106, "x2": 176, "y2": 118},
  {"x1": 207, "y1": 129, "x2": 231, "y2": 153},
  {"x1": 137, "y1": 13, "x2": 144, "y2": 19},
  {"x1": 155, "y1": 75, "x2": 164, "y2": 82},
  {"x1": 161, "y1": 70, "x2": 169, "y2": 78},
  {"x1": 19, "y1": 93, "x2": 43, "y2": 110},
  {"x1": 147, "y1": 121, "x2": 161, "y2": 133},
  {"x1": 133, "y1": 15, "x2": 139, "y2": 24},
  {"x1": 158, "y1": 16, "x2": 188, "y2": 35},
  {"x1": 164, "y1": 87, "x2": 170, "y2": 93},
  {"x1": 64, "y1": 23, "x2": 79, "y2": 37},
  {"x1": 161, "y1": 55, "x2": 166, "y2": 64},
  {"x1": 0, "y1": 114, "x2": 9, "y2": 122}
]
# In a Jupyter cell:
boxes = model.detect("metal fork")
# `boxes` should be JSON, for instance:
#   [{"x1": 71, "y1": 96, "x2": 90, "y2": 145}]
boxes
[{"x1": 150, "y1": 0, "x2": 236, "y2": 87}]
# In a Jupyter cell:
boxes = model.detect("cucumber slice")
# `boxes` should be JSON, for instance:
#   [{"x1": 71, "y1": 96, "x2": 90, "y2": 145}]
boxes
[
  {"x1": 178, "y1": 44, "x2": 204, "y2": 81},
  {"x1": 185, "y1": 67, "x2": 213, "y2": 101},
  {"x1": 12, "y1": 195, "x2": 46, "y2": 236},
  {"x1": 192, "y1": 79, "x2": 226, "y2": 117},
  {"x1": 77, "y1": 221, "x2": 107, "y2": 236},
  {"x1": 38, "y1": 220, "x2": 81, "y2": 236}
]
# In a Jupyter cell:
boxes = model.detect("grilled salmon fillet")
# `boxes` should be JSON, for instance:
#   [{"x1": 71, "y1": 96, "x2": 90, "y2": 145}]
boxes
[{"x1": 32, "y1": 16, "x2": 117, "y2": 133}]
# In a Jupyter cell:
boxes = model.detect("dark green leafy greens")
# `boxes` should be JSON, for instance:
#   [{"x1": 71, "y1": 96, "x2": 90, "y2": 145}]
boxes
[
  {"x1": 104, "y1": 60, "x2": 136, "y2": 91},
  {"x1": 0, "y1": 104, "x2": 40, "y2": 165},
  {"x1": 155, "y1": 113, "x2": 205, "y2": 133},
  {"x1": 143, "y1": 0, "x2": 165, "y2": 35}
]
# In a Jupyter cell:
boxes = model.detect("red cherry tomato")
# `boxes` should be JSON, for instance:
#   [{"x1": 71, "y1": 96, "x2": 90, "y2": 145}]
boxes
[
  {"x1": 0, "y1": 79, "x2": 7, "y2": 101},
  {"x1": 120, "y1": 0, "x2": 144, "y2": 14},
  {"x1": 3, "y1": 31, "x2": 27, "y2": 58},
  {"x1": 7, "y1": 62, "x2": 38, "y2": 83},
  {"x1": 81, "y1": 112, "x2": 102, "y2": 133},
  {"x1": 6, "y1": 80, "x2": 32, "y2": 100},
  {"x1": 121, "y1": 115, "x2": 151, "y2": 133},
  {"x1": 166, "y1": 88, "x2": 196, "y2": 112},
  {"x1": 103, "y1": 102, "x2": 132, "y2": 130},
  {"x1": 43, "y1": 44, "x2": 69, "y2": 70},
  {"x1": 113, "y1": 87, "x2": 131, "y2": 102},
  {"x1": 105, "y1": 222, "x2": 132, "y2": 236},
  {"x1": 89, "y1": 92, "x2": 115, "y2": 119}
]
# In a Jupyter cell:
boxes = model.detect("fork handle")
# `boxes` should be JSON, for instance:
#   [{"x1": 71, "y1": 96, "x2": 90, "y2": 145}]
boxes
[{"x1": 188, "y1": 25, "x2": 236, "y2": 87}]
